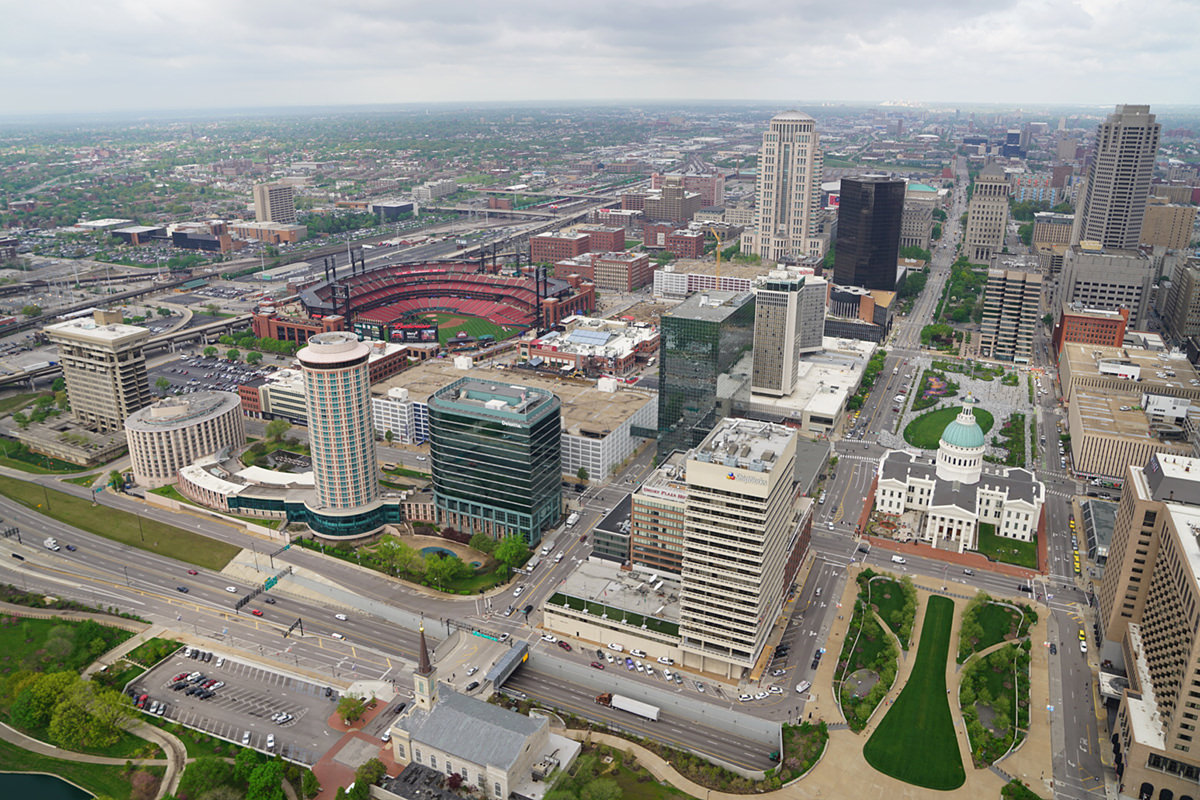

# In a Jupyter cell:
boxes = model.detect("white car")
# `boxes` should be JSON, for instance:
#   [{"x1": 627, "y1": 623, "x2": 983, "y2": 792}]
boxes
[
  {"x1": 754, "y1": 691, "x2": 769, "y2": 700},
  {"x1": 554, "y1": 553, "x2": 564, "y2": 563},
  {"x1": 540, "y1": 635, "x2": 557, "y2": 643},
  {"x1": 266, "y1": 734, "x2": 275, "y2": 750},
  {"x1": 607, "y1": 643, "x2": 623, "y2": 652},
  {"x1": 768, "y1": 686, "x2": 783, "y2": 695},
  {"x1": 331, "y1": 632, "x2": 345, "y2": 640},
  {"x1": 739, "y1": 694, "x2": 753, "y2": 702},
  {"x1": 513, "y1": 586, "x2": 525, "y2": 598},
  {"x1": 466, "y1": 666, "x2": 478, "y2": 676},
  {"x1": 415, "y1": 456, "x2": 427, "y2": 461},
  {"x1": 630, "y1": 649, "x2": 646, "y2": 658},
  {"x1": 796, "y1": 680, "x2": 812, "y2": 695},
  {"x1": 656, "y1": 657, "x2": 674, "y2": 666},
  {"x1": 497, "y1": 633, "x2": 510, "y2": 642},
  {"x1": 215, "y1": 657, "x2": 224, "y2": 668},
  {"x1": 242, "y1": 731, "x2": 251, "y2": 745},
  {"x1": 334, "y1": 613, "x2": 348, "y2": 621},
  {"x1": 225, "y1": 586, "x2": 238, "y2": 593}
]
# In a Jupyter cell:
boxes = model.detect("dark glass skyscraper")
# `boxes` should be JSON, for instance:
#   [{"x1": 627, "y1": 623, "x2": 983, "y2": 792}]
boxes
[
  {"x1": 429, "y1": 377, "x2": 562, "y2": 545},
  {"x1": 656, "y1": 291, "x2": 756, "y2": 460},
  {"x1": 833, "y1": 176, "x2": 905, "y2": 290}
]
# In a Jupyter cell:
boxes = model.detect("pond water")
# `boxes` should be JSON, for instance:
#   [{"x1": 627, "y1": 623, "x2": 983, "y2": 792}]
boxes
[
  {"x1": 0, "y1": 773, "x2": 92, "y2": 800},
  {"x1": 420, "y1": 546, "x2": 456, "y2": 558}
]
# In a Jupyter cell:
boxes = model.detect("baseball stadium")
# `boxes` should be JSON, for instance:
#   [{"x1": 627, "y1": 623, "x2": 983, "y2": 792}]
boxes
[{"x1": 298, "y1": 262, "x2": 595, "y2": 345}]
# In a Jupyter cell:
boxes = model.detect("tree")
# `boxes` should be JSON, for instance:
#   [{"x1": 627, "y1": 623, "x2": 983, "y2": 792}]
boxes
[
  {"x1": 899, "y1": 245, "x2": 932, "y2": 263},
  {"x1": 468, "y1": 532, "x2": 496, "y2": 554},
  {"x1": 69, "y1": 681, "x2": 131, "y2": 744},
  {"x1": 576, "y1": 467, "x2": 589, "y2": 484},
  {"x1": 265, "y1": 419, "x2": 291, "y2": 442},
  {"x1": 12, "y1": 410, "x2": 29, "y2": 429},
  {"x1": 157, "y1": 307, "x2": 171, "y2": 317},
  {"x1": 47, "y1": 696, "x2": 97, "y2": 748},
  {"x1": 233, "y1": 746, "x2": 261, "y2": 784},
  {"x1": 931, "y1": 223, "x2": 943, "y2": 240},
  {"x1": 176, "y1": 756, "x2": 235, "y2": 800},
  {"x1": 108, "y1": 469, "x2": 125, "y2": 492},
  {"x1": 203, "y1": 346, "x2": 218, "y2": 358},
  {"x1": 10, "y1": 671, "x2": 78, "y2": 731},
  {"x1": 354, "y1": 758, "x2": 387, "y2": 787},
  {"x1": 337, "y1": 694, "x2": 368, "y2": 723},
  {"x1": 1042, "y1": 313, "x2": 1054, "y2": 327},
  {"x1": 246, "y1": 350, "x2": 263, "y2": 365},
  {"x1": 226, "y1": 348, "x2": 241, "y2": 362},
  {"x1": 246, "y1": 760, "x2": 285, "y2": 800},
  {"x1": 21, "y1": 304, "x2": 41, "y2": 318},
  {"x1": 155, "y1": 377, "x2": 171, "y2": 393},
  {"x1": 52, "y1": 377, "x2": 66, "y2": 392},
  {"x1": 384, "y1": 429, "x2": 394, "y2": 445},
  {"x1": 580, "y1": 778, "x2": 623, "y2": 800},
  {"x1": 424, "y1": 553, "x2": 467, "y2": 589},
  {"x1": 494, "y1": 535, "x2": 530, "y2": 571},
  {"x1": 205, "y1": 303, "x2": 221, "y2": 316},
  {"x1": 301, "y1": 770, "x2": 321, "y2": 799}
]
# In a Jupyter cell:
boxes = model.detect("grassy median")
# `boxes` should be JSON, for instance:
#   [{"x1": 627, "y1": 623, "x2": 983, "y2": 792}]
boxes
[
  {"x1": 864, "y1": 595, "x2": 965, "y2": 789},
  {"x1": 0, "y1": 474, "x2": 239, "y2": 571}
]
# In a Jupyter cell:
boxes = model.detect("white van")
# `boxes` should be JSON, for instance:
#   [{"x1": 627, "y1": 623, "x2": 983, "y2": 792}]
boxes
[{"x1": 891, "y1": 555, "x2": 907, "y2": 565}]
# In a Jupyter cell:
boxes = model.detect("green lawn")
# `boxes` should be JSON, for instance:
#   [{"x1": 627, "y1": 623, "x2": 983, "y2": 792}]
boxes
[
  {"x1": 867, "y1": 576, "x2": 916, "y2": 649},
  {"x1": 414, "y1": 311, "x2": 522, "y2": 345},
  {"x1": 0, "y1": 474, "x2": 241, "y2": 571},
  {"x1": 62, "y1": 472, "x2": 100, "y2": 486},
  {"x1": 0, "y1": 616, "x2": 134, "y2": 677},
  {"x1": 0, "y1": 736, "x2": 142, "y2": 800},
  {"x1": 864, "y1": 596, "x2": 965, "y2": 789},
  {"x1": 611, "y1": 762, "x2": 700, "y2": 800},
  {"x1": 0, "y1": 391, "x2": 42, "y2": 415},
  {"x1": 904, "y1": 406, "x2": 994, "y2": 449},
  {"x1": 975, "y1": 523, "x2": 1039, "y2": 569},
  {"x1": 966, "y1": 603, "x2": 1024, "y2": 657}
]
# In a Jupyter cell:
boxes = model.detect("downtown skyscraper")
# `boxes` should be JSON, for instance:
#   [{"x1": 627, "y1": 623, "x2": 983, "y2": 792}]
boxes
[
  {"x1": 1072, "y1": 105, "x2": 1160, "y2": 249},
  {"x1": 748, "y1": 111, "x2": 825, "y2": 263}
]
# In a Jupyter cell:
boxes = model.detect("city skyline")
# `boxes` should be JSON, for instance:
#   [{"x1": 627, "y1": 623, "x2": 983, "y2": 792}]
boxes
[{"x1": 3, "y1": 0, "x2": 1198, "y2": 115}]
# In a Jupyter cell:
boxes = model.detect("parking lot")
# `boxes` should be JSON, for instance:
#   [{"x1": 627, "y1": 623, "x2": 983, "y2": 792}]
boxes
[
  {"x1": 150, "y1": 352, "x2": 282, "y2": 397},
  {"x1": 131, "y1": 649, "x2": 347, "y2": 765}
]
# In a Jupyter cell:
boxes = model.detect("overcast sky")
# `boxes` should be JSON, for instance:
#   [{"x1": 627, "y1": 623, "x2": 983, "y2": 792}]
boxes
[{"x1": 3, "y1": 0, "x2": 1195, "y2": 115}]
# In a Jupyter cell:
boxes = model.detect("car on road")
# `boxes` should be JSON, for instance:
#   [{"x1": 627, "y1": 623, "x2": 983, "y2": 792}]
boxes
[
  {"x1": 739, "y1": 694, "x2": 753, "y2": 702},
  {"x1": 796, "y1": 680, "x2": 811, "y2": 695},
  {"x1": 754, "y1": 691, "x2": 769, "y2": 700},
  {"x1": 498, "y1": 633, "x2": 510, "y2": 642},
  {"x1": 513, "y1": 586, "x2": 525, "y2": 597},
  {"x1": 557, "y1": 641, "x2": 572, "y2": 652},
  {"x1": 768, "y1": 686, "x2": 783, "y2": 695},
  {"x1": 540, "y1": 634, "x2": 557, "y2": 643},
  {"x1": 331, "y1": 632, "x2": 345, "y2": 640},
  {"x1": 416, "y1": 456, "x2": 427, "y2": 461},
  {"x1": 334, "y1": 613, "x2": 348, "y2": 621},
  {"x1": 176, "y1": 586, "x2": 189, "y2": 593},
  {"x1": 1049, "y1": 643, "x2": 1057, "y2": 655},
  {"x1": 224, "y1": 586, "x2": 237, "y2": 593},
  {"x1": 590, "y1": 661, "x2": 605, "y2": 670},
  {"x1": 696, "y1": 682, "x2": 705, "y2": 693},
  {"x1": 1080, "y1": 641, "x2": 1088, "y2": 654},
  {"x1": 187, "y1": 569, "x2": 198, "y2": 575},
  {"x1": 250, "y1": 609, "x2": 263, "y2": 617},
  {"x1": 1078, "y1": 629, "x2": 1087, "y2": 641},
  {"x1": 65, "y1": 544, "x2": 76, "y2": 552},
  {"x1": 771, "y1": 669, "x2": 786, "y2": 677},
  {"x1": 466, "y1": 666, "x2": 478, "y2": 676},
  {"x1": 263, "y1": 597, "x2": 276, "y2": 605},
  {"x1": 522, "y1": 604, "x2": 533, "y2": 615},
  {"x1": 963, "y1": 568, "x2": 974, "y2": 576},
  {"x1": 465, "y1": 681, "x2": 480, "y2": 692}
]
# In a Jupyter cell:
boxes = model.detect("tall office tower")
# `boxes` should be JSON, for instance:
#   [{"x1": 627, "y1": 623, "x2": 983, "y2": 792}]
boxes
[
  {"x1": 900, "y1": 183, "x2": 938, "y2": 251},
  {"x1": 833, "y1": 176, "x2": 906, "y2": 290},
  {"x1": 1058, "y1": 243, "x2": 1155, "y2": 327},
  {"x1": 964, "y1": 164, "x2": 1010, "y2": 262},
  {"x1": 678, "y1": 418, "x2": 805, "y2": 679},
  {"x1": 1163, "y1": 264, "x2": 1200, "y2": 343},
  {"x1": 45, "y1": 310, "x2": 151, "y2": 433},
  {"x1": 297, "y1": 332, "x2": 379, "y2": 513},
  {"x1": 253, "y1": 181, "x2": 298, "y2": 224},
  {"x1": 749, "y1": 111, "x2": 825, "y2": 262},
  {"x1": 1096, "y1": 454, "x2": 1200, "y2": 800},
  {"x1": 978, "y1": 269, "x2": 1042, "y2": 363},
  {"x1": 429, "y1": 377, "x2": 562, "y2": 544},
  {"x1": 656, "y1": 290, "x2": 755, "y2": 460},
  {"x1": 751, "y1": 272, "x2": 826, "y2": 396},
  {"x1": 1072, "y1": 105, "x2": 1160, "y2": 249}
]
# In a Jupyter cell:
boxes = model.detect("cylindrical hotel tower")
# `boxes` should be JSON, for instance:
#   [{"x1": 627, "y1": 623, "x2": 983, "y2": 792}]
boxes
[{"x1": 297, "y1": 332, "x2": 379, "y2": 512}]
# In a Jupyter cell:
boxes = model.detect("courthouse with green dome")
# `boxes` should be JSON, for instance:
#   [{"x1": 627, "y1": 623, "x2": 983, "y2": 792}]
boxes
[{"x1": 873, "y1": 396, "x2": 1045, "y2": 552}]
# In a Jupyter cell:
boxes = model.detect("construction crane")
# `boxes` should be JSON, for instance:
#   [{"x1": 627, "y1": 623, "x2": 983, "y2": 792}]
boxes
[{"x1": 709, "y1": 227, "x2": 722, "y2": 283}]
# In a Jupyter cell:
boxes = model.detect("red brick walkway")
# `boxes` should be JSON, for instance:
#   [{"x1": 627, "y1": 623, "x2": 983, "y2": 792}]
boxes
[{"x1": 311, "y1": 702, "x2": 400, "y2": 800}]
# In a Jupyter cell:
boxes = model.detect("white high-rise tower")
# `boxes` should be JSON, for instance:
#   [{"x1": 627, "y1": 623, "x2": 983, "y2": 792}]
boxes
[
  {"x1": 748, "y1": 111, "x2": 825, "y2": 263},
  {"x1": 1072, "y1": 105, "x2": 1160, "y2": 249}
]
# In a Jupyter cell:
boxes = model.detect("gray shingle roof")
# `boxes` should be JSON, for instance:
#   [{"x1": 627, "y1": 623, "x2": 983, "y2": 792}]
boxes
[
  {"x1": 396, "y1": 689, "x2": 546, "y2": 770},
  {"x1": 879, "y1": 451, "x2": 1042, "y2": 512}
]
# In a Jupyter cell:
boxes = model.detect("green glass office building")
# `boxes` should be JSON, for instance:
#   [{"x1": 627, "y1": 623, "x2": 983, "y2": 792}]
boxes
[
  {"x1": 656, "y1": 291, "x2": 756, "y2": 460},
  {"x1": 429, "y1": 377, "x2": 562, "y2": 545}
]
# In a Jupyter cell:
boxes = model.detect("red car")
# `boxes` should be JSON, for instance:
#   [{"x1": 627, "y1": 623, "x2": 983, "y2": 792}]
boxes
[
  {"x1": 590, "y1": 661, "x2": 605, "y2": 670},
  {"x1": 557, "y1": 641, "x2": 572, "y2": 652},
  {"x1": 187, "y1": 569, "x2": 198, "y2": 575},
  {"x1": 250, "y1": 609, "x2": 263, "y2": 617}
]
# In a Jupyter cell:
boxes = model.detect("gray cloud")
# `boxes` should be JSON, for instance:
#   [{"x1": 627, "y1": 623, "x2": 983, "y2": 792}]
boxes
[{"x1": 0, "y1": 0, "x2": 1193, "y2": 114}]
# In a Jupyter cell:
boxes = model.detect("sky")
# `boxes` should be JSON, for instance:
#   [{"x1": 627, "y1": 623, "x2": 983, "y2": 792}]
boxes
[{"x1": 3, "y1": 0, "x2": 1197, "y2": 115}]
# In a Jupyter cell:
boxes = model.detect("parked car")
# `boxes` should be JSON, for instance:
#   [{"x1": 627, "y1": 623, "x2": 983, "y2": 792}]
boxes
[
  {"x1": 557, "y1": 641, "x2": 572, "y2": 652},
  {"x1": 590, "y1": 661, "x2": 605, "y2": 670}
]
